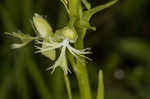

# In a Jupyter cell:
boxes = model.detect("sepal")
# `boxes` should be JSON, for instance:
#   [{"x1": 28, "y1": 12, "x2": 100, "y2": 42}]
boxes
[
  {"x1": 41, "y1": 38, "x2": 56, "y2": 61},
  {"x1": 5, "y1": 32, "x2": 37, "y2": 49},
  {"x1": 33, "y1": 13, "x2": 54, "y2": 38}
]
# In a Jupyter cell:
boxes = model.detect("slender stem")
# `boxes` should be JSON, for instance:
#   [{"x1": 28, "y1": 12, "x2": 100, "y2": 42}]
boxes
[
  {"x1": 76, "y1": 61, "x2": 92, "y2": 99},
  {"x1": 68, "y1": 54, "x2": 92, "y2": 99},
  {"x1": 69, "y1": 0, "x2": 81, "y2": 17},
  {"x1": 64, "y1": 75, "x2": 72, "y2": 99},
  {"x1": 68, "y1": 0, "x2": 92, "y2": 97},
  {"x1": 68, "y1": 27, "x2": 92, "y2": 99}
]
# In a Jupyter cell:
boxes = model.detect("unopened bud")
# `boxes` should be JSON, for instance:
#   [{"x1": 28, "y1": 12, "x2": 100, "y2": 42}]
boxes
[{"x1": 61, "y1": 26, "x2": 78, "y2": 43}]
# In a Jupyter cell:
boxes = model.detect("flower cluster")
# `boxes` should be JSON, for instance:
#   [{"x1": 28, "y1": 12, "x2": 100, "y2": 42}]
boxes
[{"x1": 6, "y1": 13, "x2": 91, "y2": 74}]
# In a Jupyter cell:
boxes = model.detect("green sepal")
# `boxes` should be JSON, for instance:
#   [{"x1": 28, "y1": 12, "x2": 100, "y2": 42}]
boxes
[
  {"x1": 32, "y1": 13, "x2": 54, "y2": 39},
  {"x1": 5, "y1": 32, "x2": 36, "y2": 41},
  {"x1": 41, "y1": 38, "x2": 56, "y2": 61},
  {"x1": 11, "y1": 40, "x2": 32, "y2": 49},
  {"x1": 83, "y1": 0, "x2": 118, "y2": 21},
  {"x1": 5, "y1": 32, "x2": 37, "y2": 49}
]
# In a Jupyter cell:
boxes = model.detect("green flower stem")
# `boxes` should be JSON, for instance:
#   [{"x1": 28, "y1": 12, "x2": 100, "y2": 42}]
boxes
[
  {"x1": 68, "y1": 0, "x2": 92, "y2": 99},
  {"x1": 64, "y1": 75, "x2": 72, "y2": 99},
  {"x1": 68, "y1": 0, "x2": 118, "y2": 98},
  {"x1": 69, "y1": 0, "x2": 82, "y2": 17},
  {"x1": 75, "y1": 34, "x2": 92, "y2": 99},
  {"x1": 74, "y1": 28, "x2": 86, "y2": 49},
  {"x1": 76, "y1": 61, "x2": 92, "y2": 99},
  {"x1": 68, "y1": 53, "x2": 92, "y2": 99},
  {"x1": 68, "y1": 27, "x2": 92, "y2": 99}
]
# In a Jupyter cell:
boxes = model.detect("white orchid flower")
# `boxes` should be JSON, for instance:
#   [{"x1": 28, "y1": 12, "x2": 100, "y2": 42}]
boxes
[
  {"x1": 6, "y1": 13, "x2": 92, "y2": 75},
  {"x1": 35, "y1": 38, "x2": 91, "y2": 74}
]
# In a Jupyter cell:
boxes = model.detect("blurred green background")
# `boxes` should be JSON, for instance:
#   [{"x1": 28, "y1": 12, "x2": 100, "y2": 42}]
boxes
[{"x1": 0, "y1": 0, "x2": 150, "y2": 99}]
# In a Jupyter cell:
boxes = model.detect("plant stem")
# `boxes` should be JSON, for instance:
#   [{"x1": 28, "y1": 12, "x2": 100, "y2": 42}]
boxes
[
  {"x1": 64, "y1": 0, "x2": 117, "y2": 99},
  {"x1": 68, "y1": 27, "x2": 92, "y2": 99},
  {"x1": 68, "y1": 53, "x2": 92, "y2": 99},
  {"x1": 68, "y1": 0, "x2": 92, "y2": 97},
  {"x1": 75, "y1": 27, "x2": 92, "y2": 99},
  {"x1": 76, "y1": 62, "x2": 92, "y2": 99}
]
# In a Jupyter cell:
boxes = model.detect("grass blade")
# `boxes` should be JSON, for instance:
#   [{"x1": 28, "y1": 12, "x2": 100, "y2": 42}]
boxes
[{"x1": 97, "y1": 70, "x2": 104, "y2": 99}]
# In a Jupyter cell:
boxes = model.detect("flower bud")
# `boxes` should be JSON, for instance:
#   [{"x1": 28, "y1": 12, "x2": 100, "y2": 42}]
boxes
[
  {"x1": 61, "y1": 26, "x2": 78, "y2": 43},
  {"x1": 33, "y1": 13, "x2": 53, "y2": 38}
]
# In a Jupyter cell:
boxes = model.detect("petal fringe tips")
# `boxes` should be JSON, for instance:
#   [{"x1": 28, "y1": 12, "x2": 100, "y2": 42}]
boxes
[{"x1": 35, "y1": 39, "x2": 91, "y2": 74}]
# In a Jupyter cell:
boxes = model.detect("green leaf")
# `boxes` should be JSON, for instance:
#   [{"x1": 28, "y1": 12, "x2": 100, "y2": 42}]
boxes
[
  {"x1": 83, "y1": 0, "x2": 118, "y2": 20},
  {"x1": 97, "y1": 70, "x2": 104, "y2": 99}
]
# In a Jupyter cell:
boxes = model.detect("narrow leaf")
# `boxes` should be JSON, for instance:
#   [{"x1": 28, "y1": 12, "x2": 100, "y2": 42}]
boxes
[{"x1": 97, "y1": 70, "x2": 104, "y2": 99}]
